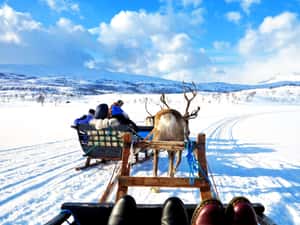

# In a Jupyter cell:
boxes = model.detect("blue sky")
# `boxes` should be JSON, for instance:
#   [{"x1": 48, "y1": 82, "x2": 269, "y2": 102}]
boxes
[{"x1": 1, "y1": 0, "x2": 300, "y2": 83}]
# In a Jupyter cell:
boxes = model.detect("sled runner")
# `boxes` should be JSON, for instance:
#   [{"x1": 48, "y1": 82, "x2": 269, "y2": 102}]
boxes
[{"x1": 72, "y1": 124, "x2": 153, "y2": 170}]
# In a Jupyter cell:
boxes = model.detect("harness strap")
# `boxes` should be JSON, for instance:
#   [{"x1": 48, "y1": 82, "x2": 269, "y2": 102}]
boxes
[{"x1": 185, "y1": 140, "x2": 218, "y2": 198}]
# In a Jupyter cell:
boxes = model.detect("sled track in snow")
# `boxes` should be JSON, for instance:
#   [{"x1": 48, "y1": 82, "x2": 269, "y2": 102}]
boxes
[
  {"x1": 0, "y1": 138, "x2": 121, "y2": 223},
  {"x1": 201, "y1": 109, "x2": 300, "y2": 224},
  {"x1": 1, "y1": 109, "x2": 300, "y2": 225},
  {"x1": 0, "y1": 139, "x2": 82, "y2": 175},
  {"x1": 0, "y1": 139, "x2": 74, "y2": 153}
]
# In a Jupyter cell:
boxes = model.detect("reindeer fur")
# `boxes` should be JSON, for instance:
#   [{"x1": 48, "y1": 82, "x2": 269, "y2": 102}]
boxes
[{"x1": 147, "y1": 109, "x2": 188, "y2": 178}]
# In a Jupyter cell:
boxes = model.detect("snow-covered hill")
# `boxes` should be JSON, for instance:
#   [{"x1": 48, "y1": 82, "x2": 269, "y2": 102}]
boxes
[
  {"x1": 1, "y1": 72, "x2": 300, "y2": 105},
  {"x1": 0, "y1": 72, "x2": 184, "y2": 103}
]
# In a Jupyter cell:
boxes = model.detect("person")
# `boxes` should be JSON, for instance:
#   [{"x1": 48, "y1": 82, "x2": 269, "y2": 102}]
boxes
[
  {"x1": 95, "y1": 103, "x2": 109, "y2": 120},
  {"x1": 73, "y1": 108, "x2": 95, "y2": 126},
  {"x1": 107, "y1": 195, "x2": 258, "y2": 225},
  {"x1": 109, "y1": 100, "x2": 138, "y2": 132},
  {"x1": 89, "y1": 103, "x2": 120, "y2": 129}
]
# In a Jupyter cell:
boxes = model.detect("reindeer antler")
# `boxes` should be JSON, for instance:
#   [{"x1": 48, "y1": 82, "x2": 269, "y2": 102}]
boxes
[
  {"x1": 183, "y1": 81, "x2": 200, "y2": 119},
  {"x1": 144, "y1": 97, "x2": 153, "y2": 117},
  {"x1": 185, "y1": 106, "x2": 200, "y2": 120},
  {"x1": 160, "y1": 93, "x2": 170, "y2": 109}
]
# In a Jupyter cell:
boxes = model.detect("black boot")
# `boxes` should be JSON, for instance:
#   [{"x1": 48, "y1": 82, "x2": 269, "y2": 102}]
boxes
[
  {"x1": 107, "y1": 195, "x2": 137, "y2": 225},
  {"x1": 161, "y1": 197, "x2": 189, "y2": 225}
]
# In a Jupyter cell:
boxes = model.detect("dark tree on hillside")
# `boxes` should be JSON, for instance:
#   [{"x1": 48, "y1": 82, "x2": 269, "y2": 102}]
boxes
[{"x1": 37, "y1": 94, "x2": 45, "y2": 106}]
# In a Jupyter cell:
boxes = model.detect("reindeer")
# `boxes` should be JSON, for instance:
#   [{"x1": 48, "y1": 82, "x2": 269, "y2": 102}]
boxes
[{"x1": 145, "y1": 82, "x2": 200, "y2": 182}]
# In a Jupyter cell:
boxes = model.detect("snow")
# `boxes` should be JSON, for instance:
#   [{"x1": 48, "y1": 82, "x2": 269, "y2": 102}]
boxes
[{"x1": 0, "y1": 93, "x2": 300, "y2": 225}]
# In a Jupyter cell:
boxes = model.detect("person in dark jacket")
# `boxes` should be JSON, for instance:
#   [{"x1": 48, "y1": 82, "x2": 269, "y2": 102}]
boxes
[
  {"x1": 74, "y1": 109, "x2": 95, "y2": 125},
  {"x1": 110, "y1": 100, "x2": 138, "y2": 131},
  {"x1": 95, "y1": 103, "x2": 109, "y2": 119}
]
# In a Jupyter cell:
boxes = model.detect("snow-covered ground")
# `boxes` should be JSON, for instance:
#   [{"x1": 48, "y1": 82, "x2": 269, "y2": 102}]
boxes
[{"x1": 0, "y1": 93, "x2": 300, "y2": 225}]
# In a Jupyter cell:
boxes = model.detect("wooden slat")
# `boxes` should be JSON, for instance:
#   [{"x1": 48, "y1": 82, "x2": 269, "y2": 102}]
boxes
[
  {"x1": 115, "y1": 133, "x2": 132, "y2": 201},
  {"x1": 118, "y1": 176, "x2": 211, "y2": 189},
  {"x1": 196, "y1": 133, "x2": 213, "y2": 200},
  {"x1": 99, "y1": 165, "x2": 121, "y2": 203},
  {"x1": 135, "y1": 140, "x2": 185, "y2": 151}
]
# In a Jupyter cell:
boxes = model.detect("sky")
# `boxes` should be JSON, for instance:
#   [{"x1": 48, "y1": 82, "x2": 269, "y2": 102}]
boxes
[{"x1": 1, "y1": 0, "x2": 300, "y2": 83}]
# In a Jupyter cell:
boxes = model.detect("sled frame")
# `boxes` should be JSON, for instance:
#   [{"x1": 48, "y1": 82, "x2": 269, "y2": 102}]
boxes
[{"x1": 116, "y1": 133, "x2": 213, "y2": 201}]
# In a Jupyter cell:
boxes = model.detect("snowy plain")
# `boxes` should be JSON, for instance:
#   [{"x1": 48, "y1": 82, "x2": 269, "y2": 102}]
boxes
[{"x1": 0, "y1": 92, "x2": 300, "y2": 225}]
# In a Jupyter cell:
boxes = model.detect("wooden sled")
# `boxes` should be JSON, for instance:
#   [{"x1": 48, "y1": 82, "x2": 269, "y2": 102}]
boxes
[
  {"x1": 72, "y1": 124, "x2": 153, "y2": 170},
  {"x1": 46, "y1": 132, "x2": 277, "y2": 225}
]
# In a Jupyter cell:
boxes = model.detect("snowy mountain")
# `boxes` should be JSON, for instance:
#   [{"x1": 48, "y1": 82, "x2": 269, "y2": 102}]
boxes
[{"x1": 1, "y1": 72, "x2": 300, "y2": 104}]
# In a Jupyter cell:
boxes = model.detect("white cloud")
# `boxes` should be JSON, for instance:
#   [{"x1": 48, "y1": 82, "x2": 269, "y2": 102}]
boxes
[
  {"x1": 84, "y1": 60, "x2": 97, "y2": 69},
  {"x1": 213, "y1": 41, "x2": 230, "y2": 50},
  {"x1": 238, "y1": 29, "x2": 258, "y2": 55},
  {"x1": 226, "y1": 11, "x2": 242, "y2": 24},
  {"x1": 0, "y1": 4, "x2": 210, "y2": 82},
  {"x1": 0, "y1": 4, "x2": 41, "y2": 44},
  {"x1": 241, "y1": 0, "x2": 260, "y2": 14},
  {"x1": 225, "y1": 0, "x2": 260, "y2": 14},
  {"x1": 0, "y1": 4, "x2": 96, "y2": 69},
  {"x1": 163, "y1": 69, "x2": 194, "y2": 81},
  {"x1": 259, "y1": 12, "x2": 296, "y2": 33},
  {"x1": 182, "y1": 0, "x2": 202, "y2": 8},
  {"x1": 238, "y1": 12, "x2": 299, "y2": 56},
  {"x1": 96, "y1": 10, "x2": 168, "y2": 47},
  {"x1": 190, "y1": 8, "x2": 205, "y2": 25},
  {"x1": 42, "y1": 0, "x2": 80, "y2": 13},
  {"x1": 210, "y1": 66, "x2": 226, "y2": 75},
  {"x1": 151, "y1": 33, "x2": 190, "y2": 52},
  {"x1": 235, "y1": 12, "x2": 300, "y2": 83},
  {"x1": 57, "y1": 17, "x2": 84, "y2": 32},
  {"x1": 227, "y1": 46, "x2": 300, "y2": 83},
  {"x1": 0, "y1": 31, "x2": 20, "y2": 44},
  {"x1": 90, "y1": 9, "x2": 210, "y2": 80}
]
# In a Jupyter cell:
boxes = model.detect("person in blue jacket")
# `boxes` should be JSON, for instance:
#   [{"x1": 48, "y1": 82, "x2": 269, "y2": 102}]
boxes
[
  {"x1": 74, "y1": 109, "x2": 95, "y2": 125},
  {"x1": 110, "y1": 100, "x2": 138, "y2": 131}
]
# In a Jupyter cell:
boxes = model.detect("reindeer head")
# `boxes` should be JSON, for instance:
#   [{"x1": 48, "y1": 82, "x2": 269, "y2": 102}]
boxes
[
  {"x1": 144, "y1": 82, "x2": 200, "y2": 141},
  {"x1": 180, "y1": 82, "x2": 201, "y2": 138}
]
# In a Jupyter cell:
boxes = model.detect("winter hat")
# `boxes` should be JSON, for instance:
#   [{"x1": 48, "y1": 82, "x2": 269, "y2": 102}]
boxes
[
  {"x1": 89, "y1": 109, "x2": 96, "y2": 116},
  {"x1": 117, "y1": 100, "x2": 124, "y2": 106},
  {"x1": 95, "y1": 104, "x2": 109, "y2": 119}
]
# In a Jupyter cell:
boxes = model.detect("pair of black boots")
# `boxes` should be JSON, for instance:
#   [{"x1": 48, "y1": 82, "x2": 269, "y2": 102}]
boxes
[
  {"x1": 107, "y1": 195, "x2": 188, "y2": 225},
  {"x1": 107, "y1": 195, "x2": 258, "y2": 225}
]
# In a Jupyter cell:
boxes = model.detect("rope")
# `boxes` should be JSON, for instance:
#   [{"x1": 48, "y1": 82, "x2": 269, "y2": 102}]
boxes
[
  {"x1": 109, "y1": 162, "x2": 120, "y2": 184},
  {"x1": 128, "y1": 142, "x2": 136, "y2": 165},
  {"x1": 185, "y1": 140, "x2": 218, "y2": 199},
  {"x1": 207, "y1": 163, "x2": 220, "y2": 199}
]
